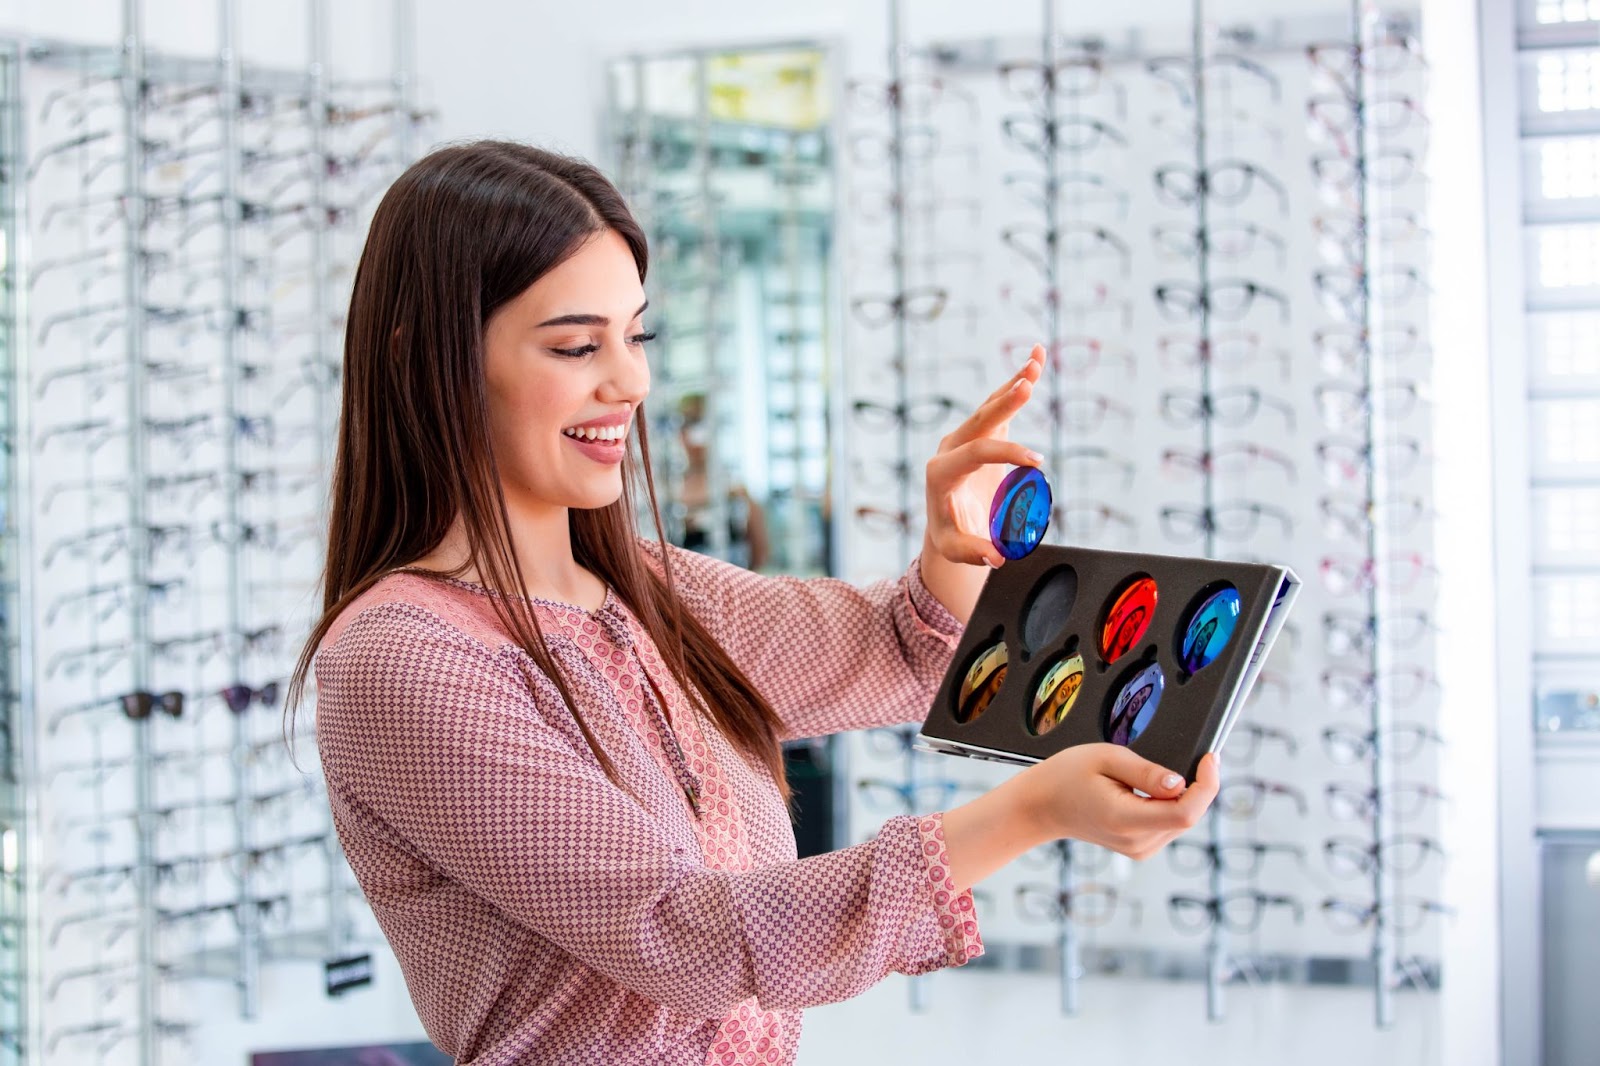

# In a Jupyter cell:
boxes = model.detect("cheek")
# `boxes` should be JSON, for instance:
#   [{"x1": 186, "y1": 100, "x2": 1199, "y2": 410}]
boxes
[{"x1": 486, "y1": 369, "x2": 574, "y2": 463}]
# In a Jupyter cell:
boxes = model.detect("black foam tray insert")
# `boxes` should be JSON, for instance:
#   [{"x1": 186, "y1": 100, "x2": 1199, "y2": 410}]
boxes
[{"x1": 918, "y1": 543, "x2": 1299, "y2": 784}]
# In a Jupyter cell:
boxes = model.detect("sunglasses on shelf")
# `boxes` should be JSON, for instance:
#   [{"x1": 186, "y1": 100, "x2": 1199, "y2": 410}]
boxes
[
  {"x1": 1322, "y1": 833, "x2": 1445, "y2": 879},
  {"x1": 1153, "y1": 159, "x2": 1290, "y2": 213},
  {"x1": 1159, "y1": 386, "x2": 1296, "y2": 430},
  {"x1": 1160, "y1": 443, "x2": 1297, "y2": 482},
  {"x1": 1318, "y1": 552, "x2": 1438, "y2": 597},
  {"x1": 1168, "y1": 838, "x2": 1305, "y2": 878},
  {"x1": 1153, "y1": 279, "x2": 1290, "y2": 324},
  {"x1": 1001, "y1": 113, "x2": 1128, "y2": 160},
  {"x1": 1169, "y1": 891, "x2": 1302, "y2": 934},
  {"x1": 998, "y1": 56, "x2": 1127, "y2": 114}
]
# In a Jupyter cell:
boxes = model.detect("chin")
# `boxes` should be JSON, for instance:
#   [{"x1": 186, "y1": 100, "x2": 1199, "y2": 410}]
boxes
[{"x1": 568, "y1": 477, "x2": 627, "y2": 512}]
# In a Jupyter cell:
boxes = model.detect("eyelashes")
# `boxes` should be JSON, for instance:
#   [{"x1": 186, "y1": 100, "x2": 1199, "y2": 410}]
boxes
[{"x1": 551, "y1": 331, "x2": 656, "y2": 359}]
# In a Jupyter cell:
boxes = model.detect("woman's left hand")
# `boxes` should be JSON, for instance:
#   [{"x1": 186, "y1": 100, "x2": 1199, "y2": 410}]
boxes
[{"x1": 924, "y1": 345, "x2": 1047, "y2": 568}]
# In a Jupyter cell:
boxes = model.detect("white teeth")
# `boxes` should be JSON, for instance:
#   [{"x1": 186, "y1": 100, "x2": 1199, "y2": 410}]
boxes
[{"x1": 564, "y1": 424, "x2": 626, "y2": 443}]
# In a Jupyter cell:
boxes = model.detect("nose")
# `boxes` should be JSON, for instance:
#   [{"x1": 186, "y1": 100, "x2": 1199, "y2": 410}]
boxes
[{"x1": 598, "y1": 334, "x2": 651, "y2": 406}]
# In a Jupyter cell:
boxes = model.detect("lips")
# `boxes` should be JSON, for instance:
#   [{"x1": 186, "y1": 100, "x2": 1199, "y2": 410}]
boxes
[{"x1": 561, "y1": 424, "x2": 628, "y2": 466}]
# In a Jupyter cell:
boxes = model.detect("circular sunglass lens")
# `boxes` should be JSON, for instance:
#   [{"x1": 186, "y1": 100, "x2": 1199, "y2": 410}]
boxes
[
  {"x1": 955, "y1": 640, "x2": 1009, "y2": 724},
  {"x1": 1032, "y1": 652, "x2": 1085, "y2": 734},
  {"x1": 989, "y1": 466, "x2": 1052, "y2": 560},
  {"x1": 1100, "y1": 576, "x2": 1158, "y2": 663},
  {"x1": 1180, "y1": 585, "x2": 1242, "y2": 674},
  {"x1": 1107, "y1": 661, "x2": 1165, "y2": 746},
  {"x1": 1022, "y1": 565, "x2": 1078, "y2": 654}
]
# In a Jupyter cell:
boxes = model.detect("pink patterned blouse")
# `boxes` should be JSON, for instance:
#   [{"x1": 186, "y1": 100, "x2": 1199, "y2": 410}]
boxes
[{"x1": 313, "y1": 538, "x2": 985, "y2": 1065}]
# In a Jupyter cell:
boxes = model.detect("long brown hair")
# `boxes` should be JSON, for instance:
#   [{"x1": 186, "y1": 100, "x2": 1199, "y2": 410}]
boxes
[{"x1": 287, "y1": 140, "x2": 791, "y2": 806}]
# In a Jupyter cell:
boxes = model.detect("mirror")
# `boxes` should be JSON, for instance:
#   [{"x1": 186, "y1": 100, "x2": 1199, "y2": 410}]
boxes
[{"x1": 607, "y1": 46, "x2": 836, "y2": 577}]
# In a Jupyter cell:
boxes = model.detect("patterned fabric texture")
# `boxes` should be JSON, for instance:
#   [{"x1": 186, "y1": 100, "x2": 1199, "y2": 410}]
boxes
[{"x1": 314, "y1": 538, "x2": 985, "y2": 1065}]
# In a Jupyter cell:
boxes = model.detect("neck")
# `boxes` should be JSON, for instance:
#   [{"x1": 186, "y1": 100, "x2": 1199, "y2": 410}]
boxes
[{"x1": 423, "y1": 488, "x2": 599, "y2": 606}]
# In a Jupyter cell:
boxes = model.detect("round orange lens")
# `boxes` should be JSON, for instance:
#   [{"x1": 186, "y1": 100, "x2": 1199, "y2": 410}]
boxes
[{"x1": 1100, "y1": 576, "x2": 1158, "y2": 663}]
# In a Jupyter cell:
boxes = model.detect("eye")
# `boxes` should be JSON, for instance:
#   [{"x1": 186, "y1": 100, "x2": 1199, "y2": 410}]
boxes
[
  {"x1": 550, "y1": 343, "x2": 600, "y2": 358},
  {"x1": 627, "y1": 330, "x2": 657, "y2": 347}
]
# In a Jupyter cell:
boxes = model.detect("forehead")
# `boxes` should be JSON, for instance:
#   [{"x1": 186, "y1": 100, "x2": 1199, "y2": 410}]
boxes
[{"x1": 518, "y1": 229, "x2": 645, "y2": 315}]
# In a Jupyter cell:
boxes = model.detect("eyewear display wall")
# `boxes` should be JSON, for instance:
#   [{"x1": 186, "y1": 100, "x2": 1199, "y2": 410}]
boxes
[
  {"x1": 0, "y1": 4, "x2": 424, "y2": 1063},
  {"x1": 831, "y1": 0, "x2": 1442, "y2": 1032}
]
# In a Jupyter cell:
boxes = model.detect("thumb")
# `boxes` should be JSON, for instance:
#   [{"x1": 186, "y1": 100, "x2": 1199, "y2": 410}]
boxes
[{"x1": 1095, "y1": 744, "x2": 1188, "y2": 798}]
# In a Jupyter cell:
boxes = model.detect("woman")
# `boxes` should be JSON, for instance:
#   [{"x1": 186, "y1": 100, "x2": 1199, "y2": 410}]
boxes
[{"x1": 293, "y1": 141, "x2": 1219, "y2": 1066}]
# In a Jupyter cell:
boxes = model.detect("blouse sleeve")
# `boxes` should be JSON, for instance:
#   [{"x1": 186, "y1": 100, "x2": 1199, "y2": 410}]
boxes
[
  {"x1": 641, "y1": 538, "x2": 965, "y2": 741},
  {"x1": 314, "y1": 602, "x2": 981, "y2": 1020}
]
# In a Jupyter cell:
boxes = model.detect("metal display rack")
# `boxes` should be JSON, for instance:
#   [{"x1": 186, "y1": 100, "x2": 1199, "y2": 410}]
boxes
[
  {"x1": 843, "y1": 0, "x2": 1443, "y2": 1028},
  {"x1": 838, "y1": 1, "x2": 995, "y2": 1013},
  {"x1": 1306, "y1": 1, "x2": 1440, "y2": 1027},
  {"x1": 8, "y1": 2, "x2": 426, "y2": 1062}
]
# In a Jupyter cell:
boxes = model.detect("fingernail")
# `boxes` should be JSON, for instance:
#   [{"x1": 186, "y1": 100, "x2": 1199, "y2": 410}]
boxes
[
  {"x1": 985, "y1": 556, "x2": 1001, "y2": 568},
  {"x1": 1162, "y1": 773, "x2": 1182, "y2": 790},
  {"x1": 1025, "y1": 450, "x2": 1044, "y2": 464},
  {"x1": 1010, "y1": 378, "x2": 1027, "y2": 391}
]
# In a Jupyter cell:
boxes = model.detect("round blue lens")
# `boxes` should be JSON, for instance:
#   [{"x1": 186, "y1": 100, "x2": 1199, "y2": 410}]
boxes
[
  {"x1": 1107, "y1": 661, "x2": 1165, "y2": 746},
  {"x1": 988, "y1": 466, "x2": 1052, "y2": 560},
  {"x1": 1180, "y1": 586, "x2": 1242, "y2": 674}
]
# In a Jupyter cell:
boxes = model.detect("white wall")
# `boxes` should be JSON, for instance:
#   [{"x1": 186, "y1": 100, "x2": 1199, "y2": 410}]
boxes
[{"x1": 413, "y1": 0, "x2": 1309, "y2": 160}]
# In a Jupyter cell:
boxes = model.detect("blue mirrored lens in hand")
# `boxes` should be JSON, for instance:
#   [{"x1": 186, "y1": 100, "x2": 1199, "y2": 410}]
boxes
[
  {"x1": 989, "y1": 466, "x2": 1052, "y2": 560},
  {"x1": 1180, "y1": 586, "x2": 1242, "y2": 674}
]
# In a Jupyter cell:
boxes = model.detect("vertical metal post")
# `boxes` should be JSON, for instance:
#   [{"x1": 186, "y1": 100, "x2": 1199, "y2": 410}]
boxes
[
  {"x1": 823, "y1": 43, "x2": 852, "y2": 851},
  {"x1": 887, "y1": 0, "x2": 913, "y2": 572},
  {"x1": 119, "y1": 1, "x2": 158, "y2": 1062},
  {"x1": 308, "y1": 0, "x2": 349, "y2": 960},
  {"x1": 1040, "y1": 0, "x2": 1064, "y2": 487},
  {"x1": 3, "y1": 40, "x2": 40, "y2": 1066},
  {"x1": 777, "y1": 134, "x2": 804, "y2": 571},
  {"x1": 694, "y1": 55, "x2": 730, "y2": 562},
  {"x1": 1037, "y1": 0, "x2": 1081, "y2": 1020},
  {"x1": 883, "y1": 0, "x2": 931, "y2": 1014},
  {"x1": 1352, "y1": 0, "x2": 1397, "y2": 1030},
  {"x1": 218, "y1": 0, "x2": 262, "y2": 1020},
  {"x1": 1190, "y1": 0, "x2": 1229, "y2": 1024}
]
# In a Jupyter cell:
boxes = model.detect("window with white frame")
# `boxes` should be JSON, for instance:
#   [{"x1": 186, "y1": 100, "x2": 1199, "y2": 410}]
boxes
[{"x1": 1520, "y1": 3, "x2": 1600, "y2": 732}]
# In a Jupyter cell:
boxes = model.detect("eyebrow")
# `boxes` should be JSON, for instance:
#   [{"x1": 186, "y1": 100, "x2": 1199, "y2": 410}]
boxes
[{"x1": 535, "y1": 299, "x2": 649, "y2": 329}]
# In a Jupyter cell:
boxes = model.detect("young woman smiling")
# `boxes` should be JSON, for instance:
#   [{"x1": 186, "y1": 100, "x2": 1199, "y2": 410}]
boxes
[{"x1": 293, "y1": 140, "x2": 1218, "y2": 1066}]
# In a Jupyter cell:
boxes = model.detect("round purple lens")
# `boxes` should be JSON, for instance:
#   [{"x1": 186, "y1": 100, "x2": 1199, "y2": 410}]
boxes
[
  {"x1": 988, "y1": 466, "x2": 1052, "y2": 560},
  {"x1": 1107, "y1": 661, "x2": 1165, "y2": 746}
]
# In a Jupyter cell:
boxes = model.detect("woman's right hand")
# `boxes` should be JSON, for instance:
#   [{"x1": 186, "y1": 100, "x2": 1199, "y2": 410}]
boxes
[
  {"x1": 1017, "y1": 745, "x2": 1220, "y2": 861},
  {"x1": 941, "y1": 746, "x2": 1220, "y2": 892}
]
